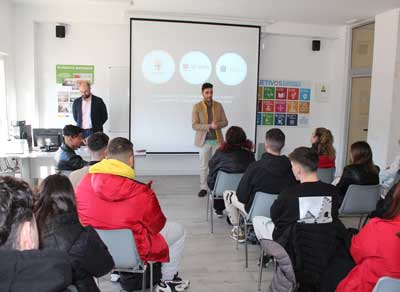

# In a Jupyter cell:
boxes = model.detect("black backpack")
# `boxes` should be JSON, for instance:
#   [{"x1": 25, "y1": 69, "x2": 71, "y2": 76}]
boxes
[{"x1": 119, "y1": 262, "x2": 162, "y2": 291}]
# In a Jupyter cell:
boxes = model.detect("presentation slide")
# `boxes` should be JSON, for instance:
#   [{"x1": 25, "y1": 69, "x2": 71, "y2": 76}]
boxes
[{"x1": 130, "y1": 19, "x2": 260, "y2": 153}]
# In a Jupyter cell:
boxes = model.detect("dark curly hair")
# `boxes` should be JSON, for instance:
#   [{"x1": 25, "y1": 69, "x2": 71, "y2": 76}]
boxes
[
  {"x1": 0, "y1": 176, "x2": 34, "y2": 249},
  {"x1": 219, "y1": 126, "x2": 253, "y2": 152}
]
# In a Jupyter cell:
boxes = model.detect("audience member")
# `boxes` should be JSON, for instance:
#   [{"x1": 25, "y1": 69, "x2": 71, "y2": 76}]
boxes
[
  {"x1": 35, "y1": 174, "x2": 114, "y2": 292},
  {"x1": 0, "y1": 176, "x2": 72, "y2": 292},
  {"x1": 224, "y1": 128, "x2": 296, "y2": 242},
  {"x1": 56, "y1": 125, "x2": 88, "y2": 171},
  {"x1": 337, "y1": 183, "x2": 400, "y2": 292},
  {"x1": 336, "y1": 141, "x2": 379, "y2": 202},
  {"x1": 69, "y1": 132, "x2": 109, "y2": 188},
  {"x1": 253, "y1": 147, "x2": 343, "y2": 291},
  {"x1": 75, "y1": 137, "x2": 190, "y2": 292},
  {"x1": 311, "y1": 127, "x2": 336, "y2": 168},
  {"x1": 207, "y1": 126, "x2": 255, "y2": 217}
]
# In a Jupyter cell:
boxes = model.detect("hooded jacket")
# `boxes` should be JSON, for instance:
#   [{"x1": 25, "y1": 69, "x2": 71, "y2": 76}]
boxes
[
  {"x1": 0, "y1": 249, "x2": 72, "y2": 292},
  {"x1": 236, "y1": 152, "x2": 297, "y2": 212},
  {"x1": 75, "y1": 159, "x2": 169, "y2": 262},
  {"x1": 337, "y1": 216, "x2": 400, "y2": 292},
  {"x1": 56, "y1": 143, "x2": 88, "y2": 171}
]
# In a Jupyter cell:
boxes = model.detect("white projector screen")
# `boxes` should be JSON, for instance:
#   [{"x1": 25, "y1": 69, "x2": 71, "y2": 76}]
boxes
[{"x1": 130, "y1": 19, "x2": 260, "y2": 153}]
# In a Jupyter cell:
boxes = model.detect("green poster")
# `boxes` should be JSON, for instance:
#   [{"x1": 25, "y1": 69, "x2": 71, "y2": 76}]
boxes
[
  {"x1": 56, "y1": 64, "x2": 95, "y2": 84},
  {"x1": 262, "y1": 113, "x2": 274, "y2": 125},
  {"x1": 264, "y1": 87, "x2": 275, "y2": 100}
]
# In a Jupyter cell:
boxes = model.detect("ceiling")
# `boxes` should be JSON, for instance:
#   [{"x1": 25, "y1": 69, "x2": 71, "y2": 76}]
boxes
[{"x1": 12, "y1": 0, "x2": 400, "y2": 25}]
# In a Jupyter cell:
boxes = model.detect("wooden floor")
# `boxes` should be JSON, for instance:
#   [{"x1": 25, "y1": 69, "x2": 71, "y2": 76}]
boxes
[{"x1": 99, "y1": 175, "x2": 273, "y2": 292}]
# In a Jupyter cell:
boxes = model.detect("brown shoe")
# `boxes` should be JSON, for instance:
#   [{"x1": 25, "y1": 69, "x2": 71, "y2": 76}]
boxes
[{"x1": 198, "y1": 189, "x2": 207, "y2": 197}]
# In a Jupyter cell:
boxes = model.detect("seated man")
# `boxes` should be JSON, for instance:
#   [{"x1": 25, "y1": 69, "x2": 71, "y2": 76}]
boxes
[
  {"x1": 75, "y1": 137, "x2": 190, "y2": 292},
  {"x1": 0, "y1": 176, "x2": 72, "y2": 292},
  {"x1": 253, "y1": 147, "x2": 344, "y2": 291},
  {"x1": 56, "y1": 124, "x2": 88, "y2": 171},
  {"x1": 224, "y1": 128, "x2": 297, "y2": 241},
  {"x1": 69, "y1": 132, "x2": 109, "y2": 188},
  {"x1": 253, "y1": 146, "x2": 340, "y2": 242}
]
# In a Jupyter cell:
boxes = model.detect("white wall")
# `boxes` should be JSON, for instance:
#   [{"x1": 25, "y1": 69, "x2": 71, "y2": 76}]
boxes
[
  {"x1": 368, "y1": 8, "x2": 400, "y2": 168},
  {"x1": 13, "y1": 3, "x2": 351, "y2": 175},
  {"x1": 258, "y1": 27, "x2": 349, "y2": 173}
]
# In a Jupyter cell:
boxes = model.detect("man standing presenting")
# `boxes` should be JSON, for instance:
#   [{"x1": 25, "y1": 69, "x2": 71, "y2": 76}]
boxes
[
  {"x1": 72, "y1": 81, "x2": 108, "y2": 138},
  {"x1": 192, "y1": 83, "x2": 228, "y2": 197}
]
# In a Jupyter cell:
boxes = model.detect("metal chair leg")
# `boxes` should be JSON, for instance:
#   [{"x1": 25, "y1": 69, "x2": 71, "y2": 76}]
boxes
[
  {"x1": 358, "y1": 215, "x2": 364, "y2": 230},
  {"x1": 362, "y1": 214, "x2": 370, "y2": 227},
  {"x1": 142, "y1": 265, "x2": 147, "y2": 292},
  {"x1": 206, "y1": 193, "x2": 210, "y2": 221},
  {"x1": 245, "y1": 221, "x2": 248, "y2": 268},
  {"x1": 150, "y1": 262, "x2": 153, "y2": 292},
  {"x1": 236, "y1": 213, "x2": 241, "y2": 250},
  {"x1": 210, "y1": 195, "x2": 214, "y2": 233},
  {"x1": 258, "y1": 247, "x2": 264, "y2": 291}
]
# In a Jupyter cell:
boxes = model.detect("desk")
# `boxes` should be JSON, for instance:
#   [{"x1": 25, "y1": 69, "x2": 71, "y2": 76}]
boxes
[{"x1": 0, "y1": 148, "x2": 146, "y2": 184}]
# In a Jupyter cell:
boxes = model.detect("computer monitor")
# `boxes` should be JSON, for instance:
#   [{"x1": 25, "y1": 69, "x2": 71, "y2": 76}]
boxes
[{"x1": 33, "y1": 128, "x2": 63, "y2": 151}]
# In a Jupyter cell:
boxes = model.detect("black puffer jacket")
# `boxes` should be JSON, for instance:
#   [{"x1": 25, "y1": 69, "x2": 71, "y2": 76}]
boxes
[
  {"x1": 0, "y1": 249, "x2": 72, "y2": 292},
  {"x1": 40, "y1": 211, "x2": 114, "y2": 292},
  {"x1": 237, "y1": 152, "x2": 297, "y2": 212},
  {"x1": 207, "y1": 146, "x2": 255, "y2": 190},
  {"x1": 56, "y1": 143, "x2": 88, "y2": 171},
  {"x1": 336, "y1": 164, "x2": 380, "y2": 201}
]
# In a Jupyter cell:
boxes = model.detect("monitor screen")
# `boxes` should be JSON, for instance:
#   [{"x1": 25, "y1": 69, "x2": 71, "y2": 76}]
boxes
[{"x1": 33, "y1": 128, "x2": 63, "y2": 148}]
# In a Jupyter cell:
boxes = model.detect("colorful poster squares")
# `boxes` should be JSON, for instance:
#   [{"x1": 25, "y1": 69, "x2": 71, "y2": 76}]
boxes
[
  {"x1": 287, "y1": 101, "x2": 298, "y2": 113},
  {"x1": 275, "y1": 87, "x2": 287, "y2": 100},
  {"x1": 262, "y1": 113, "x2": 274, "y2": 125},
  {"x1": 299, "y1": 101, "x2": 310, "y2": 114},
  {"x1": 262, "y1": 100, "x2": 274, "y2": 112},
  {"x1": 287, "y1": 88, "x2": 299, "y2": 100},
  {"x1": 258, "y1": 87, "x2": 263, "y2": 100},
  {"x1": 257, "y1": 113, "x2": 262, "y2": 125},
  {"x1": 287, "y1": 114, "x2": 298, "y2": 126},
  {"x1": 300, "y1": 88, "x2": 311, "y2": 101},
  {"x1": 257, "y1": 100, "x2": 263, "y2": 112},
  {"x1": 264, "y1": 87, "x2": 275, "y2": 99},
  {"x1": 275, "y1": 100, "x2": 286, "y2": 113},
  {"x1": 298, "y1": 114, "x2": 310, "y2": 126},
  {"x1": 274, "y1": 114, "x2": 286, "y2": 126}
]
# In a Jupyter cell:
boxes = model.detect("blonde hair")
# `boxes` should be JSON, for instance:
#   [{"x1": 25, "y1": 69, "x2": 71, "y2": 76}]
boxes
[{"x1": 313, "y1": 128, "x2": 336, "y2": 159}]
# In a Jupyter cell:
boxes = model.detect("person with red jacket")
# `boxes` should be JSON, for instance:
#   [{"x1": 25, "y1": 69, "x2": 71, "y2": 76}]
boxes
[
  {"x1": 75, "y1": 137, "x2": 190, "y2": 292},
  {"x1": 311, "y1": 127, "x2": 336, "y2": 169},
  {"x1": 337, "y1": 183, "x2": 400, "y2": 292}
]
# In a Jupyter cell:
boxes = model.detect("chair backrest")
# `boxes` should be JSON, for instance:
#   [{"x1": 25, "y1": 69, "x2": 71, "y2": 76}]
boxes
[
  {"x1": 373, "y1": 276, "x2": 400, "y2": 292},
  {"x1": 213, "y1": 171, "x2": 244, "y2": 198},
  {"x1": 257, "y1": 143, "x2": 266, "y2": 161},
  {"x1": 317, "y1": 168, "x2": 335, "y2": 184},
  {"x1": 339, "y1": 184, "x2": 381, "y2": 215},
  {"x1": 247, "y1": 192, "x2": 278, "y2": 220},
  {"x1": 95, "y1": 229, "x2": 141, "y2": 269}
]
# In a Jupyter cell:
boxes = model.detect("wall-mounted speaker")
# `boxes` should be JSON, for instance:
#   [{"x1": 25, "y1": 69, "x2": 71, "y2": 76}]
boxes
[
  {"x1": 56, "y1": 25, "x2": 66, "y2": 38},
  {"x1": 312, "y1": 40, "x2": 321, "y2": 51}
]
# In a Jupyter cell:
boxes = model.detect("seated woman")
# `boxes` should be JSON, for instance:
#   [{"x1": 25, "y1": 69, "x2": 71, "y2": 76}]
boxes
[
  {"x1": 311, "y1": 127, "x2": 336, "y2": 168},
  {"x1": 34, "y1": 174, "x2": 114, "y2": 292},
  {"x1": 207, "y1": 126, "x2": 255, "y2": 217},
  {"x1": 337, "y1": 183, "x2": 400, "y2": 292},
  {"x1": 336, "y1": 141, "x2": 379, "y2": 202}
]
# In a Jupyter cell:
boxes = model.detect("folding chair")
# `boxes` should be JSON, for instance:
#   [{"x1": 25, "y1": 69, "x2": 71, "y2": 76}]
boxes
[
  {"x1": 95, "y1": 229, "x2": 154, "y2": 292},
  {"x1": 206, "y1": 171, "x2": 244, "y2": 233},
  {"x1": 373, "y1": 276, "x2": 400, "y2": 292},
  {"x1": 339, "y1": 184, "x2": 381, "y2": 229},
  {"x1": 317, "y1": 168, "x2": 335, "y2": 184},
  {"x1": 238, "y1": 192, "x2": 278, "y2": 268}
]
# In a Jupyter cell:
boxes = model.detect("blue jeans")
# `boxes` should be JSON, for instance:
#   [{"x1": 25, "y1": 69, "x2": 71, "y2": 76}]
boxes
[{"x1": 82, "y1": 128, "x2": 93, "y2": 139}]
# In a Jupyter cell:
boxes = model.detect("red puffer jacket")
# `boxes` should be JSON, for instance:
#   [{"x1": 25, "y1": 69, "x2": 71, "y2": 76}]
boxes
[
  {"x1": 337, "y1": 216, "x2": 400, "y2": 292},
  {"x1": 75, "y1": 159, "x2": 169, "y2": 262}
]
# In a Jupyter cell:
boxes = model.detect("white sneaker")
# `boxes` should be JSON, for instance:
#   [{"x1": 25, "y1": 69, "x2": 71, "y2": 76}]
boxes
[{"x1": 155, "y1": 274, "x2": 190, "y2": 292}]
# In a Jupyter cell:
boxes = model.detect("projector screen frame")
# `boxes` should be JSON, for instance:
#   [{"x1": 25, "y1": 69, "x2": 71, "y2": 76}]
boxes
[{"x1": 129, "y1": 18, "x2": 261, "y2": 154}]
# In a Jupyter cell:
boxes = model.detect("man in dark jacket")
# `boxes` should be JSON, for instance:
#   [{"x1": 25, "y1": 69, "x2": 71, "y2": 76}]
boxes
[
  {"x1": 72, "y1": 81, "x2": 108, "y2": 138},
  {"x1": 0, "y1": 176, "x2": 72, "y2": 292},
  {"x1": 56, "y1": 125, "x2": 88, "y2": 171},
  {"x1": 223, "y1": 128, "x2": 296, "y2": 242}
]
